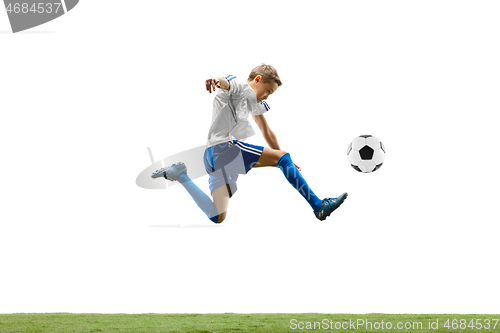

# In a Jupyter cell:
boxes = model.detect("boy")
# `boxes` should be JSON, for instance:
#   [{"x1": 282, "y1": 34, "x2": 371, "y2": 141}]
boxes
[{"x1": 152, "y1": 64, "x2": 347, "y2": 223}]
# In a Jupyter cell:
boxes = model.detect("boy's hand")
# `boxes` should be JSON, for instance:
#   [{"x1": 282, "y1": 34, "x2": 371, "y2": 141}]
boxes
[
  {"x1": 205, "y1": 78, "x2": 221, "y2": 93},
  {"x1": 294, "y1": 162, "x2": 302, "y2": 171}
]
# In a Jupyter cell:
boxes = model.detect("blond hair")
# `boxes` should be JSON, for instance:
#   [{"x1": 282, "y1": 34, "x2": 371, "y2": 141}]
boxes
[{"x1": 248, "y1": 64, "x2": 282, "y2": 86}]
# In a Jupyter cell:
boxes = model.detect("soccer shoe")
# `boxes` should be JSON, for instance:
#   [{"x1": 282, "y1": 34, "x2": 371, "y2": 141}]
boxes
[
  {"x1": 151, "y1": 162, "x2": 187, "y2": 181},
  {"x1": 314, "y1": 193, "x2": 348, "y2": 221}
]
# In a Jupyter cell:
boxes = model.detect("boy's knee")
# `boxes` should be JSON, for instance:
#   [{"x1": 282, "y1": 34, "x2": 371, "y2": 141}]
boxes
[
  {"x1": 276, "y1": 151, "x2": 292, "y2": 168},
  {"x1": 209, "y1": 212, "x2": 226, "y2": 224},
  {"x1": 217, "y1": 212, "x2": 227, "y2": 223},
  {"x1": 209, "y1": 215, "x2": 219, "y2": 223}
]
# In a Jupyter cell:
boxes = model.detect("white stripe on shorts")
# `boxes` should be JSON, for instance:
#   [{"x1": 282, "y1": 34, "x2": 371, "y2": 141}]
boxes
[
  {"x1": 235, "y1": 141, "x2": 262, "y2": 154},
  {"x1": 238, "y1": 146, "x2": 261, "y2": 156}
]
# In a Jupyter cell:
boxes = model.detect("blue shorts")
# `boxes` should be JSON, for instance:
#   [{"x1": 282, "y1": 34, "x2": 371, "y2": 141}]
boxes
[{"x1": 203, "y1": 140, "x2": 264, "y2": 197}]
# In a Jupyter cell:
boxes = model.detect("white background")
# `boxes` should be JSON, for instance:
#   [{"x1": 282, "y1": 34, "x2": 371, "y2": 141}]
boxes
[{"x1": 1, "y1": 0, "x2": 499, "y2": 314}]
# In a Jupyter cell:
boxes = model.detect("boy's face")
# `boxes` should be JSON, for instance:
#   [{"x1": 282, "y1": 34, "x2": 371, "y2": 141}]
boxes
[{"x1": 248, "y1": 76, "x2": 279, "y2": 103}]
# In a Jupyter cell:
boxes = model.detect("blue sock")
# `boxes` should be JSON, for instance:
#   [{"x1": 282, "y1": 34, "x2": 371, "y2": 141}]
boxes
[
  {"x1": 276, "y1": 153, "x2": 323, "y2": 211},
  {"x1": 178, "y1": 173, "x2": 219, "y2": 223}
]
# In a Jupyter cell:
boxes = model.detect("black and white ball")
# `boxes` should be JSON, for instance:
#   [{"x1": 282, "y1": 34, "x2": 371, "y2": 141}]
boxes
[{"x1": 347, "y1": 135, "x2": 386, "y2": 173}]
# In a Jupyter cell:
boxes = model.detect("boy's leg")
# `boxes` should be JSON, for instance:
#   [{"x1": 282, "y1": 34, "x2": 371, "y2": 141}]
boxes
[
  {"x1": 179, "y1": 177, "x2": 230, "y2": 224},
  {"x1": 253, "y1": 147, "x2": 287, "y2": 168},
  {"x1": 254, "y1": 147, "x2": 347, "y2": 220},
  {"x1": 152, "y1": 163, "x2": 225, "y2": 223},
  {"x1": 254, "y1": 148, "x2": 323, "y2": 211},
  {"x1": 177, "y1": 173, "x2": 223, "y2": 223},
  {"x1": 211, "y1": 184, "x2": 231, "y2": 223}
]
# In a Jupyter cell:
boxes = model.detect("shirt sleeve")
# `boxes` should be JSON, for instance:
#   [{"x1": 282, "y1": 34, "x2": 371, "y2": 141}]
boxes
[
  {"x1": 227, "y1": 75, "x2": 245, "y2": 96},
  {"x1": 250, "y1": 101, "x2": 271, "y2": 116},
  {"x1": 226, "y1": 74, "x2": 271, "y2": 116}
]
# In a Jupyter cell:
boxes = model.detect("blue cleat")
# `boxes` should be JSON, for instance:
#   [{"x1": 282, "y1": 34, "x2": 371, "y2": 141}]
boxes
[
  {"x1": 151, "y1": 162, "x2": 187, "y2": 181},
  {"x1": 314, "y1": 192, "x2": 348, "y2": 221}
]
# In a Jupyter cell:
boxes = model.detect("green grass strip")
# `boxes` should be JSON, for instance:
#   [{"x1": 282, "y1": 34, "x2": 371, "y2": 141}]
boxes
[{"x1": 0, "y1": 313, "x2": 499, "y2": 332}]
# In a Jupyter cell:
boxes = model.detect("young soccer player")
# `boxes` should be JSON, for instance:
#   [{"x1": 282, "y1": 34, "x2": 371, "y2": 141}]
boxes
[{"x1": 152, "y1": 64, "x2": 347, "y2": 223}]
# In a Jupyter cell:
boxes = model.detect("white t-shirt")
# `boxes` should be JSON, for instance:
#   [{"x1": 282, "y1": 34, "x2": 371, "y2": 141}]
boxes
[{"x1": 206, "y1": 76, "x2": 270, "y2": 147}]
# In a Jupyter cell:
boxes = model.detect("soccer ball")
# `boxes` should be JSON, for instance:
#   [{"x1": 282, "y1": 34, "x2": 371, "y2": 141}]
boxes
[{"x1": 347, "y1": 135, "x2": 386, "y2": 173}]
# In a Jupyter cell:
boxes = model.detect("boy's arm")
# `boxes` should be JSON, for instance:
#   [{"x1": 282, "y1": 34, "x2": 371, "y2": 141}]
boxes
[
  {"x1": 206, "y1": 77, "x2": 230, "y2": 93},
  {"x1": 252, "y1": 114, "x2": 280, "y2": 150},
  {"x1": 253, "y1": 114, "x2": 302, "y2": 170}
]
